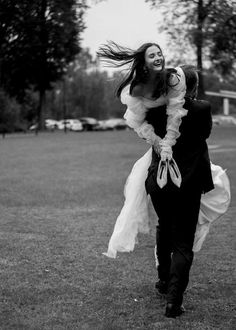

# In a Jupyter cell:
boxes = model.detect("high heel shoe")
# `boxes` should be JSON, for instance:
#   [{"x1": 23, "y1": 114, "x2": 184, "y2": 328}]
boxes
[
  {"x1": 156, "y1": 160, "x2": 168, "y2": 188},
  {"x1": 168, "y1": 158, "x2": 182, "y2": 188}
]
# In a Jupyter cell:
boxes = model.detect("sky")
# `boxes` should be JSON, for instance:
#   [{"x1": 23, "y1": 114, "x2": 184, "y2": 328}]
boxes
[{"x1": 81, "y1": 0, "x2": 166, "y2": 58}]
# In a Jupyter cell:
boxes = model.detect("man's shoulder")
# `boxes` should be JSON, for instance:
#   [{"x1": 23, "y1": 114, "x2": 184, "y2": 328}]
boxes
[
  {"x1": 194, "y1": 99, "x2": 211, "y2": 108},
  {"x1": 184, "y1": 98, "x2": 211, "y2": 113}
]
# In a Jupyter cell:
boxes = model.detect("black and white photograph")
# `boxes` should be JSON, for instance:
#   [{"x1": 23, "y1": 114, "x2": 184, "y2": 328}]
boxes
[{"x1": 0, "y1": 0, "x2": 235, "y2": 329}]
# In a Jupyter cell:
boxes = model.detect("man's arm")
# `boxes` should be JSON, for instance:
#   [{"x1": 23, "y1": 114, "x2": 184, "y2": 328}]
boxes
[
  {"x1": 196, "y1": 101, "x2": 212, "y2": 140},
  {"x1": 203, "y1": 103, "x2": 212, "y2": 139}
]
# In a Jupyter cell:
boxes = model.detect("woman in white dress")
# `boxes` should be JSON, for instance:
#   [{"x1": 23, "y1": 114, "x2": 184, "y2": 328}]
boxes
[{"x1": 98, "y1": 41, "x2": 187, "y2": 164}]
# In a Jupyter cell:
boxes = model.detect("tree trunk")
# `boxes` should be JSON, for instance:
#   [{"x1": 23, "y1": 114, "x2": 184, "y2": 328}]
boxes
[
  {"x1": 36, "y1": 89, "x2": 45, "y2": 134},
  {"x1": 62, "y1": 80, "x2": 67, "y2": 133},
  {"x1": 197, "y1": 42, "x2": 205, "y2": 99},
  {"x1": 35, "y1": 0, "x2": 47, "y2": 135},
  {"x1": 196, "y1": 0, "x2": 205, "y2": 98}
]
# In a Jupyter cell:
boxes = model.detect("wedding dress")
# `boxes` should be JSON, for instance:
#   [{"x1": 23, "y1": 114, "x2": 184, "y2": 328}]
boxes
[{"x1": 103, "y1": 148, "x2": 230, "y2": 258}]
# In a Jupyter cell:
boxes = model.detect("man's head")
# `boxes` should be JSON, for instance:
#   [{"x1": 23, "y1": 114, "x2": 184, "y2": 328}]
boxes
[{"x1": 180, "y1": 65, "x2": 199, "y2": 99}]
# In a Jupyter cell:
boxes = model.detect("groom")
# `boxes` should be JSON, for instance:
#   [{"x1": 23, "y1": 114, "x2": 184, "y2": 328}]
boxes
[{"x1": 145, "y1": 65, "x2": 214, "y2": 318}]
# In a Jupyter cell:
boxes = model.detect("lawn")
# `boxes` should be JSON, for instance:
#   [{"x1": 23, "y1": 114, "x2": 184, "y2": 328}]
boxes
[{"x1": 0, "y1": 127, "x2": 235, "y2": 330}]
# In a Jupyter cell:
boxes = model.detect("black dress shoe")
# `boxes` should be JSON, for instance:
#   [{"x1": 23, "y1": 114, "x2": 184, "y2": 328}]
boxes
[
  {"x1": 155, "y1": 280, "x2": 168, "y2": 295},
  {"x1": 165, "y1": 303, "x2": 185, "y2": 318}
]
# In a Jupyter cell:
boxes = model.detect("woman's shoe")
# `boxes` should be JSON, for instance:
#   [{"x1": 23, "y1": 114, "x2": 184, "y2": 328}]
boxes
[
  {"x1": 168, "y1": 158, "x2": 182, "y2": 188},
  {"x1": 156, "y1": 160, "x2": 168, "y2": 188}
]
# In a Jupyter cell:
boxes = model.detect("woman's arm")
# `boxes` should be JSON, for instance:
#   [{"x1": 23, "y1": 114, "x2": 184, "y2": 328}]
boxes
[
  {"x1": 121, "y1": 85, "x2": 162, "y2": 152},
  {"x1": 160, "y1": 67, "x2": 188, "y2": 160}
]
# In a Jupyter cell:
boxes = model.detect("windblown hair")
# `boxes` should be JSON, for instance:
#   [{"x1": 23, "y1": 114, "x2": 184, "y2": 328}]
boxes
[
  {"x1": 97, "y1": 41, "x2": 177, "y2": 98},
  {"x1": 180, "y1": 65, "x2": 199, "y2": 99}
]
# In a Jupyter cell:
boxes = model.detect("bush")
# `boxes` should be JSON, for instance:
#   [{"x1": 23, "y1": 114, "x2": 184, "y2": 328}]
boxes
[{"x1": 0, "y1": 89, "x2": 26, "y2": 134}]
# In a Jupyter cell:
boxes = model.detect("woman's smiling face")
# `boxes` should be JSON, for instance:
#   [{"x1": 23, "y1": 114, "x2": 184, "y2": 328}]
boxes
[{"x1": 144, "y1": 45, "x2": 164, "y2": 73}]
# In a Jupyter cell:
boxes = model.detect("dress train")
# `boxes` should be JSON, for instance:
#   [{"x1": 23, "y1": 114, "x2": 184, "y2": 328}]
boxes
[{"x1": 103, "y1": 148, "x2": 231, "y2": 258}]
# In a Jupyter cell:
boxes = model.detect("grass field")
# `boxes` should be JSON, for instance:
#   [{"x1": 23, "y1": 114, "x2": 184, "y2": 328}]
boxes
[{"x1": 0, "y1": 127, "x2": 235, "y2": 330}]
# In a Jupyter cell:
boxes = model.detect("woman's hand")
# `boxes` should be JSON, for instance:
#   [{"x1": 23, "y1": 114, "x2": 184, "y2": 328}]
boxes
[
  {"x1": 153, "y1": 136, "x2": 161, "y2": 155},
  {"x1": 154, "y1": 144, "x2": 161, "y2": 155},
  {"x1": 160, "y1": 145, "x2": 173, "y2": 161}
]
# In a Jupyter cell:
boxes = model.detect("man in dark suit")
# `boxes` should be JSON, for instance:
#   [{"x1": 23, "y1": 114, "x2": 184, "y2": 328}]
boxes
[{"x1": 145, "y1": 65, "x2": 214, "y2": 318}]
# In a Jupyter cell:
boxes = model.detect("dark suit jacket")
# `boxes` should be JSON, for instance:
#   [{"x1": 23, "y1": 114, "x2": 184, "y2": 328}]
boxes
[{"x1": 145, "y1": 97, "x2": 214, "y2": 194}]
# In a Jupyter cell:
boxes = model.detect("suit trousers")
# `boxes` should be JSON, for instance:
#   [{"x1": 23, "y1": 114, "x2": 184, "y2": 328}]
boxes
[{"x1": 148, "y1": 180, "x2": 202, "y2": 305}]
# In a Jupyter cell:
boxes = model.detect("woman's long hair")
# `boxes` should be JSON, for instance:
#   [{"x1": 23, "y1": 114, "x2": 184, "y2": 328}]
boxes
[{"x1": 97, "y1": 41, "x2": 176, "y2": 98}]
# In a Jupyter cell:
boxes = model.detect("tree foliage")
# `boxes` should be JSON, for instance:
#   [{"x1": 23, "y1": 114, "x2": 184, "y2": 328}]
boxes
[
  {"x1": 47, "y1": 49, "x2": 125, "y2": 121},
  {"x1": 0, "y1": 0, "x2": 88, "y2": 128},
  {"x1": 0, "y1": 89, "x2": 23, "y2": 136},
  {"x1": 146, "y1": 0, "x2": 236, "y2": 94},
  {"x1": 209, "y1": 7, "x2": 236, "y2": 75}
]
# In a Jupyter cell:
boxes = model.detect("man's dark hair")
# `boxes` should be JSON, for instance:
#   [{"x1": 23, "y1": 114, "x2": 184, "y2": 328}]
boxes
[{"x1": 180, "y1": 65, "x2": 199, "y2": 98}]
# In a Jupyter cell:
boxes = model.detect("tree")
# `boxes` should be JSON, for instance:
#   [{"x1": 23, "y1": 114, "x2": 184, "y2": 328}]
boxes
[
  {"x1": 209, "y1": 8, "x2": 236, "y2": 75},
  {"x1": 0, "y1": 0, "x2": 88, "y2": 129},
  {"x1": 43, "y1": 48, "x2": 126, "y2": 120},
  {"x1": 146, "y1": 0, "x2": 236, "y2": 96},
  {"x1": 0, "y1": 89, "x2": 22, "y2": 137}
]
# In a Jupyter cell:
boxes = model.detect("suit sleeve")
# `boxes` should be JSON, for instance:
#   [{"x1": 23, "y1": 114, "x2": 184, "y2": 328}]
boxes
[
  {"x1": 195, "y1": 102, "x2": 212, "y2": 140},
  {"x1": 189, "y1": 101, "x2": 212, "y2": 140},
  {"x1": 203, "y1": 103, "x2": 212, "y2": 139}
]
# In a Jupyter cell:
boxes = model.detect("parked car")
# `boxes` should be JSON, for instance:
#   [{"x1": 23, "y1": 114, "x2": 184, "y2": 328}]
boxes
[
  {"x1": 57, "y1": 120, "x2": 70, "y2": 130},
  {"x1": 29, "y1": 119, "x2": 58, "y2": 131},
  {"x1": 57, "y1": 119, "x2": 82, "y2": 131},
  {"x1": 29, "y1": 123, "x2": 38, "y2": 131},
  {"x1": 79, "y1": 117, "x2": 98, "y2": 131},
  {"x1": 94, "y1": 120, "x2": 109, "y2": 131},
  {"x1": 45, "y1": 119, "x2": 59, "y2": 130},
  {"x1": 102, "y1": 118, "x2": 127, "y2": 130},
  {"x1": 70, "y1": 121, "x2": 83, "y2": 132}
]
